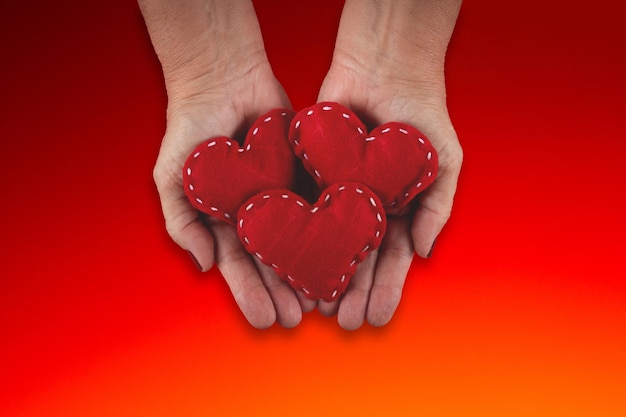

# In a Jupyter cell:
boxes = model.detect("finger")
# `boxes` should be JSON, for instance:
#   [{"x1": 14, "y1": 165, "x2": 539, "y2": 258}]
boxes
[
  {"x1": 211, "y1": 222, "x2": 276, "y2": 329},
  {"x1": 317, "y1": 298, "x2": 340, "y2": 317},
  {"x1": 411, "y1": 139, "x2": 463, "y2": 258},
  {"x1": 296, "y1": 292, "x2": 317, "y2": 313},
  {"x1": 367, "y1": 217, "x2": 414, "y2": 327},
  {"x1": 153, "y1": 159, "x2": 216, "y2": 271},
  {"x1": 336, "y1": 249, "x2": 379, "y2": 331},
  {"x1": 253, "y1": 258, "x2": 303, "y2": 328}
]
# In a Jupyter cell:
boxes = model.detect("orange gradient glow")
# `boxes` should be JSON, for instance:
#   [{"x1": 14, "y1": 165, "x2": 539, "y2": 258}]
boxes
[{"x1": 1, "y1": 1, "x2": 625, "y2": 416}]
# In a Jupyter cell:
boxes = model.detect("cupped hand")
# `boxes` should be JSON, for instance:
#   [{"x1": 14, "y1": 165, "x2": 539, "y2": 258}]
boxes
[
  {"x1": 153, "y1": 55, "x2": 316, "y2": 329},
  {"x1": 316, "y1": 45, "x2": 463, "y2": 330}
]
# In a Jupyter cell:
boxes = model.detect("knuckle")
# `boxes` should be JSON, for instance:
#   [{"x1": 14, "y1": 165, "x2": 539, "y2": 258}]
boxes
[
  {"x1": 215, "y1": 246, "x2": 249, "y2": 269},
  {"x1": 418, "y1": 192, "x2": 453, "y2": 222},
  {"x1": 152, "y1": 164, "x2": 162, "y2": 186},
  {"x1": 442, "y1": 140, "x2": 463, "y2": 173},
  {"x1": 382, "y1": 245, "x2": 415, "y2": 261},
  {"x1": 450, "y1": 143, "x2": 464, "y2": 170},
  {"x1": 152, "y1": 161, "x2": 173, "y2": 190},
  {"x1": 164, "y1": 220, "x2": 181, "y2": 241},
  {"x1": 164, "y1": 210, "x2": 197, "y2": 245}
]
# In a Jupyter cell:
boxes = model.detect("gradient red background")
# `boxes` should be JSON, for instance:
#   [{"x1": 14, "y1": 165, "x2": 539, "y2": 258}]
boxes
[{"x1": 1, "y1": 1, "x2": 625, "y2": 415}]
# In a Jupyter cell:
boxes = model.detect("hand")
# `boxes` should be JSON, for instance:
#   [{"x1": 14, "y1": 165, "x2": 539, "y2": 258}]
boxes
[
  {"x1": 315, "y1": 0, "x2": 463, "y2": 329},
  {"x1": 141, "y1": 0, "x2": 316, "y2": 328}
]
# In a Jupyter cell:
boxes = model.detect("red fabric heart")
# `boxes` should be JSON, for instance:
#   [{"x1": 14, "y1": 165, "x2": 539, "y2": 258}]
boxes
[
  {"x1": 289, "y1": 102, "x2": 438, "y2": 212},
  {"x1": 183, "y1": 109, "x2": 297, "y2": 225},
  {"x1": 237, "y1": 182, "x2": 386, "y2": 302}
]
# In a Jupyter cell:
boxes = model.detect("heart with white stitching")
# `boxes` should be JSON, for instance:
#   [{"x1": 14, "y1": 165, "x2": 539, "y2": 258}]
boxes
[
  {"x1": 183, "y1": 109, "x2": 297, "y2": 225},
  {"x1": 237, "y1": 182, "x2": 387, "y2": 302},
  {"x1": 289, "y1": 102, "x2": 438, "y2": 213}
]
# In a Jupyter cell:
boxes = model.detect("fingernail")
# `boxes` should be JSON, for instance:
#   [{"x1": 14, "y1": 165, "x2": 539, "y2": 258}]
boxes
[
  {"x1": 427, "y1": 239, "x2": 437, "y2": 258},
  {"x1": 187, "y1": 250, "x2": 203, "y2": 271}
]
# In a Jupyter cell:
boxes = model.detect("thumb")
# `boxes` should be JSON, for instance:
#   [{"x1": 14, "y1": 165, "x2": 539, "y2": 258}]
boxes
[
  {"x1": 153, "y1": 154, "x2": 215, "y2": 271},
  {"x1": 411, "y1": 139, "x2": 463, "y2": 258}
]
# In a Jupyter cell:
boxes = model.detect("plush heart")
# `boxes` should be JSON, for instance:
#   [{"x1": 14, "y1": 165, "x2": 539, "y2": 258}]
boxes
[
  {"x1": 289, "y1": 102, "x2": 438, "y2": 212},
  {"x1": 183, "y1": 109, "x2": 297, "y2": 225},
  {"x1": 237, "y1": 182, "x2": 386, "y2": 302}
]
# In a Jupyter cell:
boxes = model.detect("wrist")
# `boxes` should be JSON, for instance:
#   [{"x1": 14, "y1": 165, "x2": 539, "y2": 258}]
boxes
[
  {"x1": 331, "y1": 0, "x2": 461, "y2": 87},
  {"x1": 140, "y1": 0, "x2": 269, "y2": 105}
]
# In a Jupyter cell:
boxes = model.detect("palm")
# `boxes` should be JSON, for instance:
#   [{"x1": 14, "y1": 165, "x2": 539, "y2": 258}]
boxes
[
  {"x1": 154, "y1": 64, "x2": 315, "y2": 329},
  {"x1": 316, "y1": 64, "x2": 462, "y2": 329}
]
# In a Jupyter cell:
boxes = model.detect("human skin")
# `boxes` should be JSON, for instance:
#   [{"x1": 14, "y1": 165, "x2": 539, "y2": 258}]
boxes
[
  {"x1": 139, "y1": 0, "x2": 315, "y2": 329},
  {"x1": 139, "y1": 0, "x2": 462, "y2": 329},
  {"x1": 316, "y1": 0, "x2": 463, "y2": 329}
]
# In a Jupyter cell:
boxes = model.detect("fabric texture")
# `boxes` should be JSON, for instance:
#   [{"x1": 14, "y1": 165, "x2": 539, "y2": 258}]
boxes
[
  {"x1": 183, "y1": 109, "x2": 297, "y2": 225},
  {"x1": 289, "y1": 102, "x2": 438, "y2": 213},
  {"x1": 182, "y1": 102, "x2": 439, "y2": 301},
  {"x1": 237, "y1": 183, "x2": 386, "y2": 301}
]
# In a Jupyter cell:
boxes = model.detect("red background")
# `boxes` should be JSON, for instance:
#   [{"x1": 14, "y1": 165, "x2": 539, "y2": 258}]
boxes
[{"x1": 1, "y1": 1, "x2": 625, "y2": 415}]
